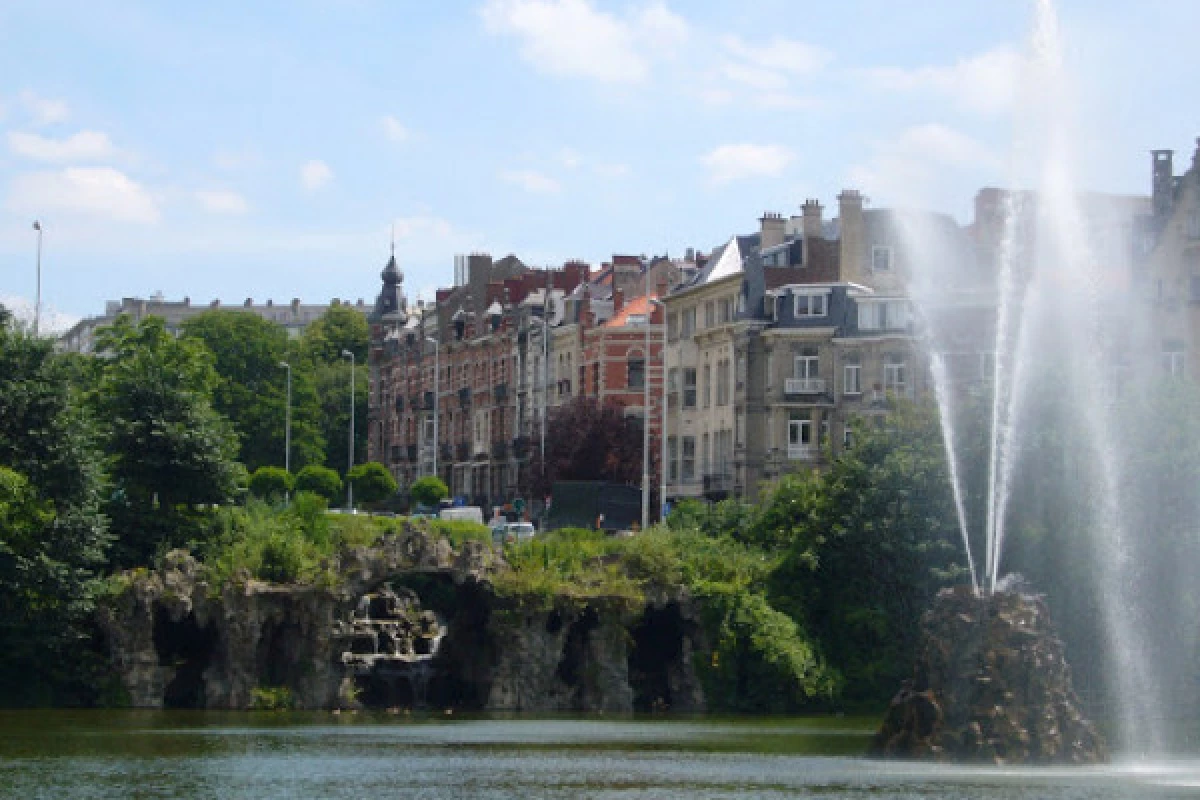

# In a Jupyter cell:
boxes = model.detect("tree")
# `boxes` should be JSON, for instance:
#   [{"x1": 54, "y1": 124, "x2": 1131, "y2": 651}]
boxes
[
  {"x1": 0, "y1": 319, "x2": 110, "y2": 703},
  {"x1": 301, "y1": 304, "x2": 369, "y2": 364},
  {"x1": 767, "y1": 403, "x2": 967, "y2": 706},
  {"x1": 312, "y1": 360, "x2": 368, "y2": 477},
  {"x1": 248, "y1": 466, "x2": 294, "y2": 501},
  {"x1": 525, "y1": 396, "x2": 654, "y2": 500},
  {"x1": 182, "y1": 311, "x2": 324, "y2": 472},
  {"x1": 409, "y1": 476, "x2": 449, "y2": 509},
  {"x1": 348, "y1": 461, "x2": 398, "y2": 506},
  {"x1": 295, "y1": 465, "x2": 343, "y2": 503},
  {"x1": 94, "y1": 316, "x2": 241, "y2": 566}
]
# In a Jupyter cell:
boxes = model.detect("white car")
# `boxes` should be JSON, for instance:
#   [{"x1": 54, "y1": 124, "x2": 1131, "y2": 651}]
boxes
[{"x1": 492, "y1": 522, "x2": 536, "y2": 545}]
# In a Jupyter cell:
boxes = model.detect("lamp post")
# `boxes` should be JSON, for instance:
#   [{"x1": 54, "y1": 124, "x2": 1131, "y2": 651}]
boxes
[
  {"x1": 650, "y1": 297, "x2": 667, "y2": 522},
  {"x1": 342, "y1": 349, "x2": 355, "y2": 510},
  {"x1": 278, "y1": 361, "x2": 292, "y2": 476},
  {"x1": 425, "y1": 336, "x2": 439, "y2": 480},
  {"x1": 32, "y1": 221, "x2": 42, "y2": 337},
  {"x1": 640, "y1": 270, "x2": 653, "y2": 531},
  {"x1": 529, "y1": 316, "x2": 549, "y2": 467}
]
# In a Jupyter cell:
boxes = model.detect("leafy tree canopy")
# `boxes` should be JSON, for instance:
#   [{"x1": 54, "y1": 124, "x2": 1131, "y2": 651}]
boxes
[
  {"x1": 348, "y1": 461, "x2": 398, "y2": 506},
  {"x1": 301, "y1": 305, "x2": 369, "y2": 364},
  {"x1": 248, "y1": 466, "x2": 294, "y2": 501},
  {"x1": 295, "y1": 465, "x2": 343, "y2": 503},
  {"x1": 409, "y1": 476, "x2": 449, "y2": 509},
  {"x1": 526, "y1": 396, "x2": 653, "y2": 500}
]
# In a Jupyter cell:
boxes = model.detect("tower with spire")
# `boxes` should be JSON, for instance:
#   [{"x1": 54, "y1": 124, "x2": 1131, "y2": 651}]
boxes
[{"x1": 372, "y1": 226, "x2": 406, "y2": 321}]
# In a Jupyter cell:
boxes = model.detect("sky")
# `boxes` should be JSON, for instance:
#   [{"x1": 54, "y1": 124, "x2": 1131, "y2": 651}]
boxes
[{"x1": 1, "y1": 0, "x2": 1197, "y2": 330}]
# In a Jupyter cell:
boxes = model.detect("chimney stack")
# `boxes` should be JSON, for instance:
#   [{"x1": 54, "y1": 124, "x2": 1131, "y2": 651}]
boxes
[
  {"x1": 801, "y1": 198, "x2": 823, "y2": 266},
  {"x1": 1153, "y1": 149, "x2": 1175, "y2": 220},
  {"x1": 613, "y1": 288, "x2": 624, "y2": 314},
  {"x1": 838, "y1": 190, "x2": 866, "y2": 285},
  {"x1": 759, "y1": 211, "x2": 786, "y2": 250}
]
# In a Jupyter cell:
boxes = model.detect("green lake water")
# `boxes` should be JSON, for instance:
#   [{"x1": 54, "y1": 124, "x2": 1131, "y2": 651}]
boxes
[{"x1": 2, "y1": 711, "x2": 1199, "y2": 798}]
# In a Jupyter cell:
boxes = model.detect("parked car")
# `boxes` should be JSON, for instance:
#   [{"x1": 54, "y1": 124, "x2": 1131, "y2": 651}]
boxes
[
  {"x1": 491, "y1": 521, "x2": 536, "y2": 546},
  {"x1": 438, "y1": 506, "x2": 484, "y2": 525}
]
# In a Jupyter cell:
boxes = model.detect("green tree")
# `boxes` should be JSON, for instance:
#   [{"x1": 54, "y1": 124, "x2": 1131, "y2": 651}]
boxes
[
  {"x1": 300, "y1": 304, "x2": 368, "y2": 364},
  {"x1": 0, "y1": 320, "x2": 110, "y2": 703},
  {"x1": 410, "y1": 476, "x2": 449, "y2": 509},
  {"x1": 248, "y1": 466, "x2": 294, "y2": 501},
  {"x1": 348, "y1": 461, "x2": 398, "y2": 506},
  {"x1": 94, "y1": 316, "x2": 241, "y2": 566},
  {"x1": 295, "y1": 465, "x2": 343, "y2": 503},
  {"x1": 181, "y1": 311, "x2": 324, "y2": 472},
  {"x1": 767, "y1": 403, "x2": 967, "y2": 706},
  {"x1": 313, "y1": 360, "x2": 368, "y2": 477}
]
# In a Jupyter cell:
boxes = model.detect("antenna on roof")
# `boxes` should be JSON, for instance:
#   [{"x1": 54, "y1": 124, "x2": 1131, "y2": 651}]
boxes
[{"x1": 390, "y1": 223, "x2": 395, "y2": 257}]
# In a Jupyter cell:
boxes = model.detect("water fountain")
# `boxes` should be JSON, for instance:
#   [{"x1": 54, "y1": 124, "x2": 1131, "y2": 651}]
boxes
[
  {"x1": 334, "y1": 583, "x2": 446, "y2": 709},
  {"x1": 878, "y1": 0, "x2": 1192, "y2": 762}
]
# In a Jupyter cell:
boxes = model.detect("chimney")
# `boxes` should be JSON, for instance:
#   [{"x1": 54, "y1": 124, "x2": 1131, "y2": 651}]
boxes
[
  {"x1": 1153, "y1": 150, "x2": 1175, "y2": 220},
  {"x1": 655, "y1": 277, "x2": 668, "y2": 298},
  {"x1": 838, "y1": 190, "x2": 866, "y2": 285},
  {"x1": 759, "y1": 211, "x2": 786, "y2": 250},
  {"x1": 801, "y1": 198, "x2": 823, "y2": 240},
  {"x1": 613, "y1": 288, "x2": 624, "y2": 314}
]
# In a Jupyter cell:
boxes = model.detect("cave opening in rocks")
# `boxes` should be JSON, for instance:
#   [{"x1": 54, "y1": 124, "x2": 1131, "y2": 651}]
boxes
[
  {"x1": 256, "y1": 616, "x2": 306, "y2": 690},
  {"x1": 555, "y1": 606, "x2": 600, "y2": 694},
  {"x1": 347, "y1": 572, "x2": 495, "y2": 710},
  {"x1": 153, "y1": 607, "x2": 215, "y2": 709},
  {"x1": 628, "y1": 603, "x2": 685, "y2": 711}
]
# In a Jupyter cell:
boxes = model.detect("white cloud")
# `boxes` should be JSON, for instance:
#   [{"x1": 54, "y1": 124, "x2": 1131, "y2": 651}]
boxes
[
  {"x1": 392, "y1": 214, "x2": 455, "y2": 239},
  {"x1": 8, "y1": 130, "x2": 115, "y2": 163},
  {"x1": 480, "y1": 0, "x2": 688, "y2": 84},
  {"x1": 847, "y1": 123, "x2": 1000, "y2": 206},
  {"x1": 593, "y1": 162, "x2": 630, "y2": 179},
  {"x1": 557, "y1": 147, "x2": 581, "y2": 169},
  {"x1": 19, "y1": 90, "x2": 69, "y2": 126},
  {"x1": 6, "y1": 167, "x2": 160, "y2": 224},
  {"x1": 861, "y1": 46, "x2": 1022, "y2": 116},
  {"x1": 721, "y1": 35, "x2": 829, "y2": 77},
  {"x1": 500, "y1": 168, "x2": 561, "y2": 194},
  {"x1": 212, "y1": 149, "x2": 260, "y2": 171},
  {"x1": 382, "y1": 115, "x2": 410, "y2": 143},
  {"x1": 0, "y1": 295, "x2": 81, "y2": 335},
  {"x1": 300, "y1": 159, "x2": 333, "y2": 191},
  {"x1": 195, "y1": 189, "x2": 250, "y2": 214},
  {"x1": 700, "y1": 35, "x2": 828, "y2": 110},
  {"x1": 700, "y1": 143, "x2": 794, "y2": 185}
]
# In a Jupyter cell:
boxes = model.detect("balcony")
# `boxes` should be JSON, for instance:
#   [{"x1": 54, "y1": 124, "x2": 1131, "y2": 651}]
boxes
[
  {"x1": 492, "y1": 440, "x2": 508, "y2": 460},
  {"x1": 785, "y1": 378, "x2": 826, "y2": 395},
  {"x1": 456, "y1": 442, "x2": 470, "y2": 461},
  {"x1": 703, "y1": 472, "x2": 733, "y2": 495},
  {"x1": 787, "y1": 444, "x2": 817, "y2": 460}
]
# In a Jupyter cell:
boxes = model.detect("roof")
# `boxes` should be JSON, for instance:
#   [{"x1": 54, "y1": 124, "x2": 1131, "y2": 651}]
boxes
[{"x1": 604, "y1": 294, "x2": 658, "y2": 328}]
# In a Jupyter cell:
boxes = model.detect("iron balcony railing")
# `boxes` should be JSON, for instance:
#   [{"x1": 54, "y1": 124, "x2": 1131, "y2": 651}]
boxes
[{"x1": 785, "y1": 378, "x2": 825, "y2": 394}]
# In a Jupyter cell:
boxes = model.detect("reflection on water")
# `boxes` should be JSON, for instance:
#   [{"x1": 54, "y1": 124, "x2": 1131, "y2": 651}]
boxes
[{"x1": 2, "y1": 711, "x2": 1199, "y2": 799}]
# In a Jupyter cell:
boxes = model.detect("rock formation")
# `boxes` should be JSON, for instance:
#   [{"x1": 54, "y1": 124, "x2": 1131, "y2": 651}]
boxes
[
  {"x1": 872, "y1": 585, "x2": 1107, "y2": 764},
  {"x1": 97, "y1": 523, "x2": 706, "y2": 713}
]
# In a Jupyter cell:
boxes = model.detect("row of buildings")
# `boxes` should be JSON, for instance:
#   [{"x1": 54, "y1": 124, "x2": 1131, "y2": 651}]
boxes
[{"x1": 368, "y1": 131, "x2": 1200, "y2": 518}]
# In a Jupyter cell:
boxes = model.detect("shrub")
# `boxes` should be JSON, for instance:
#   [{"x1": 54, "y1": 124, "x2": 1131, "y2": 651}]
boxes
[
  {"x1": 409, "y1": 476, "x2": 448, "y2": 509},
  {"x1": 347, "y1": 462, "x2": 397, "y2": 506},
  {"x1": 294, "y1": 465, "x2": 342, "y2": 503},
  {"x1": 248, "y1": 466, "x2": 293, "y2": 501}
]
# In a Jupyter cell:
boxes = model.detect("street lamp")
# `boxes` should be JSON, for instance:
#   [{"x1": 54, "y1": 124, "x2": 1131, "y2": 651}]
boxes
[
  {"x1": 425, "y1": 336, "x2": 439, "y2": 480},
  {"x1": 342, "y1": 349, "x2": 355, "y2": 510},
  {"x1": 32, "y1": 221, "x2": 42, "y2": 337},
  {"x1": 529, "y1": 316, "x2": 550, "y2": 467},
  {"x1": 640, "y1": 270, "x2": 656, "y2": 531},
  {"x1": 650, "y1": 297, "x2": 667, "y2": 522},
  {"x1": 278, "y1": 362, "x2": 292, "y2": 477}
]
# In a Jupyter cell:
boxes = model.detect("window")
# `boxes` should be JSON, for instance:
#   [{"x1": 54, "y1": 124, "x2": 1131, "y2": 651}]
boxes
[
  {"x1": 717, "y1": 359, "x2": 730, "y2": 405},
  {"x1": 872, "y1": 245, "x2": 893, "y2": 271},
  {"x1": 844, "y1": 363, "x2": 861, "y2": 395},
  {"x1": 719, "y1": 298, "x2": 732, "y2": 323},
  {"x1": 682, "y1": 308, "x2": 696, "y2": 337},
  {"x1": 668, "y1": 436, "x2": 679, "y2": 482},
  {"x1": 858, "y1": 299, "x2": 909, "y2": 331},
  {"x1": 626, "y1": 314, "x2": 648, "y2": 326},
  {"x1": 736, "y1": 354, "x2": 746, "y2": 390},
  {"x1": 843, "y1": 425, "x2": 854, "y2": 448},
  {"x1": 794, "y1": 292, "x2": 828, "y2": 317},
  {"x1": 683, "y1": 368, "x2": 697, "y2": 408},
  {"x1": 668, "y1": 367, "x2": 680, "y2": 408},
  {"x1": 592, "y1": 363, "x2": 599, "y2": 395},
  {"x1": 1163, "y1": 341, "x2": 1186, "y2": 377},
  {"x1": 788, "y1": 413, "x2": 812, "y2": 458},
  {"x1": 701, "y1": 433, "x2": 710, "y2": 474},
  {"x1": 884, "y1": 354, "x2": 908, "y2": 393},
  {"x1": 703, "y1": 364, "x2": 711, "y2": 407},
  {"x1": 667, "y1": 312, "x2": 679, "y2": 341},
  {"x1": 628, "y1": 357, "x2": 646, "y2": 389},
  {"x1": 682, "y1": 436, "x2": 696, "y2": 481},
  {"x1": 704, "y1": 301, "x2": 715, "y2": 328},
  {"x1": 794, "y1": 350, "x2": 819, "y2": 379}
]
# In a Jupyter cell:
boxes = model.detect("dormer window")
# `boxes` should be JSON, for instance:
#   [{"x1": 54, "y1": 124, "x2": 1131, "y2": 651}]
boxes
[
  {"x1": 794, "y1": 292, "x2": 828, "y2": 317},
  {"x1": 872, "y1": 246, "x2": 894, "y2": 272}
]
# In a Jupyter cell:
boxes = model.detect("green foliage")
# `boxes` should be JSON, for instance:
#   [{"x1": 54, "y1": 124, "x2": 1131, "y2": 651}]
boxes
[
  {"x1": 182, "y1": 311, "x2": 324, "y2": 473},
  {"x1": 409, "y1": 476, "x2": 449, "y2": 509},
  {"x1": 347, "y1": 461, "x2": 397, "y2": 506},
  {"x1": 425, "y1": 518, "x2": 491, "y2": 547},
  {"x1": 248, "y1": 466, "x2": 294, "y2": 501},
  {"x1": 250, "y1": 686, "x2": 295, "y2": 711},
  {"x1": 300, "y1": 305, "x2": 368, "y2": 364},
  {"x1": 312, "y1": 360, "x2": 368, "y2": 477},
  {"x1": 0, "y1": 320, "x2": 110, "y2": 704},
  {"x1": 295, "y1": 465, "x2": 342, "y2": 502},
  {"x1": 766, "y1": 403, "x2": 966, "y2": 707},
  {"x1": 93, "y1": 316, "x2": 241, "y2": 567},
  {"x1": 203, "y1": 500, "x2": 331, "y2": 587}
]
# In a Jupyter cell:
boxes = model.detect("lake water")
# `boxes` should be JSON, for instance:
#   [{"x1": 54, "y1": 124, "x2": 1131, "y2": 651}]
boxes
[{"x1": 3, "y1": 711, "x2": 1200, "y2": 798}]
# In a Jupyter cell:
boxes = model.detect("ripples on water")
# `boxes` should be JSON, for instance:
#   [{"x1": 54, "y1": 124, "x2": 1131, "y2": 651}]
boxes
[{"x1": 2, "y1": 712, "x2": 1198, "y2": 799}]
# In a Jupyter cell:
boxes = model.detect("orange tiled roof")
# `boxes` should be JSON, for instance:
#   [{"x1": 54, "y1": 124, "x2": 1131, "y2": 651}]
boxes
[{"x1": 604, "y1": 294, "x2": 657, "y2": 328}]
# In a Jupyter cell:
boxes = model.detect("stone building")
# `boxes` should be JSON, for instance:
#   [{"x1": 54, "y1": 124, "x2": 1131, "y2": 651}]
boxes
[
  {"x1": 1137, "y1": 140, "x2": 1200, "y2": 378},
  {"x1": 58, "y1": 292, "x2": 363, "y2": 353},
  {"x1": 367, "y1": 251, "x2": 589, "y2": 512}
]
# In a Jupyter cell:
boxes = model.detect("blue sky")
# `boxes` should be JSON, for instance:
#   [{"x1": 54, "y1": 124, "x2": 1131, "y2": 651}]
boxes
[{"x1": 1, "y1": 0, "x2": 1197, "y2": 328}]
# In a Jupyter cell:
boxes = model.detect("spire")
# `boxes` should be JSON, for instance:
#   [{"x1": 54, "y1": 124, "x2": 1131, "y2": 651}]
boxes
[{"x1": 373, "y1": 231, "x2": 405, "y2": 320}]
